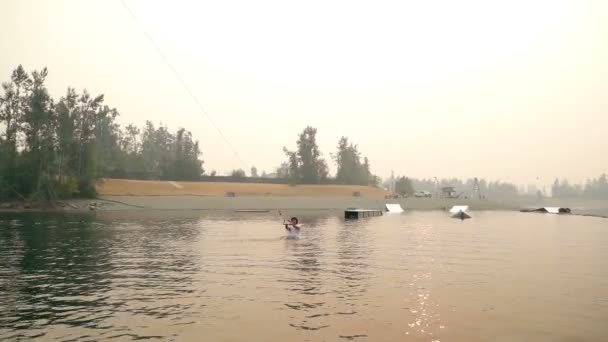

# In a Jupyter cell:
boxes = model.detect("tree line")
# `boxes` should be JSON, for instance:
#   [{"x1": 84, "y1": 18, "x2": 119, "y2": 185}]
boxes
[
  {"x1": 0, "y1": 66, "x2": 203, "y2": 201},
  {"x1": 387, "y1": 175, "x2": 608, "y2": 200},
  {"x1": 279, "y1": 126, "x2": 379, "y2": 186},
  {"x1": 387, "y1": 176, "x2": 523, "y2": 199},
  {"x1": 552, "y1": 174, "x2": 608, "y2": 199},
  {"x1": 4, "y1": 66, "x2": 603, "y2": 202},
  {"x1": 0, "y1": 67, "x2": 380, "y2": 202}
]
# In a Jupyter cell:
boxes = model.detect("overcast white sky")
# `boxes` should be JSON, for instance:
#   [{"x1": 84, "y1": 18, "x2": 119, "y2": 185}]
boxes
[{"x1": 2, "y1": 0, "x2": 607, "y2": 185}]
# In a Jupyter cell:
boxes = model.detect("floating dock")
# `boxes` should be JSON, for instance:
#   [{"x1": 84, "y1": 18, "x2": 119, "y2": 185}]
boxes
[
  {"x1": 520, "y1": 207, "x2": 571, "y2": 214},
  {"x1": 345, "y1": 209, "x2": 384, "y2": 219}
]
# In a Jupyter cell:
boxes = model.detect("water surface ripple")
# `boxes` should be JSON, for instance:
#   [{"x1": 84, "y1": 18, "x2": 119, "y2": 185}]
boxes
[{"x1": 1, "y1": 211, "x2": 607, "y2": 341}]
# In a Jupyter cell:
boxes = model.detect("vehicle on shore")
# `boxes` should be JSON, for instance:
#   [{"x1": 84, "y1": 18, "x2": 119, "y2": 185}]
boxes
[{"x1": 414, "y1": 190, "x2": 432, "y2": 198}]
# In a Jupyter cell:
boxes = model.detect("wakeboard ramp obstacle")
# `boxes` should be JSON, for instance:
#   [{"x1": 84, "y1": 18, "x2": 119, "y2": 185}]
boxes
[
  {"x1": 449, "y1": 205, "x2": 471, "y2": 220},
  {"x1": 385, "y1": 203, "x2": 404, "y2": 213},
  {"x1": 345, "y1": 208, "x2": 384, "y2": 219},
  {"x1": 520, "y1": 207, "x2": 571, "y2": 214}
]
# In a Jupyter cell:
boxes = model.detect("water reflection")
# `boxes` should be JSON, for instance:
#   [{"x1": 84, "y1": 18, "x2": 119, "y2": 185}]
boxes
[
  {"x1": 0, "y1": 212, "x2": 205, "y2": 341},
  {"x1": 0, "y1": 213, "x2": 113, "y2": 340},
  {"x1": 400, "y1": 218, "x2": 443, "y2": 340},
  {"x1": 282, "y1": 215, "x2": 328, "y2": 288},
  {"x1": 1, "y1": 210, "x2": 607, "y2": 341},
  {"x1": 335, "y1": 219, "x2": 373, "y2": 304},
  {"x1": 105, "y1": 216, "x2": 204, "y2": 331},
  {"x1": 281, "y1": 215, "x2": 331, "y2": 331}
]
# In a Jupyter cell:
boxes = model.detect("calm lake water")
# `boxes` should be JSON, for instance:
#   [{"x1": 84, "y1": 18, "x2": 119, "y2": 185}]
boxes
[{"x1": 1, "y1": 210, "x2": 607, "y2": 341}]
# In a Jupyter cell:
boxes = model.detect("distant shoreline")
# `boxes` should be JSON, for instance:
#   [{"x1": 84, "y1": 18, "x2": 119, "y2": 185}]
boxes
[
  {"x1": 1, "y1": 196, "x2": 606, "y2": 219},
  {"x1": 1, "y1": 179, "x2": 606, "y2": 217},
  {"x1": 0, "y1": 196, "x2": 519, "y2": 213}
]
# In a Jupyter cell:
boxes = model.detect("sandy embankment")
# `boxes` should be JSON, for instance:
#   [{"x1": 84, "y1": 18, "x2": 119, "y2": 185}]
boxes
[
  {"x1": 3, "y1": 179, "x2": 604, "y2": 214},
  {"x1": 93, "y1": 179, "x2": 518, "y2": 211},
  {"x1": 98, "y1": 179, "x2": 389, "y2": 197}
]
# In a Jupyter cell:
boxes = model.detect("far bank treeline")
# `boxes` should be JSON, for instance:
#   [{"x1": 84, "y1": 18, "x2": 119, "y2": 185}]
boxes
[
  {"x1": 0, "y1": 66, "x2": 377, "y2": 201},
  {"x1": 0, "y1": 66, "x2": 203, "y2": 201},
  {"x1": 3, "y1": 66, "x2": 606, "y2": 202},
  {"x1": 277, "y1": 126, "x2": 378, "y2": 186}
]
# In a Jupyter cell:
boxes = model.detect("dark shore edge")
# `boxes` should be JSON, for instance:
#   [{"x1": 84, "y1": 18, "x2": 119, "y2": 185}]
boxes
[{"x1": 1, "y1": 196, "x2": 606, "y2": 219}]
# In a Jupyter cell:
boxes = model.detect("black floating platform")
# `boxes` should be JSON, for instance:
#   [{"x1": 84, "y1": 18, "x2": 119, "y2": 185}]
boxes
[{"x1": 345, "y1": 209, "x2": 384, "y2": 219}]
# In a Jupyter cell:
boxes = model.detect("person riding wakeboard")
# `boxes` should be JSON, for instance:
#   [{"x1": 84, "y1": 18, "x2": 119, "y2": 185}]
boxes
[{"x1": 284, "y1": 217, "x2": 301, "y2": 239}]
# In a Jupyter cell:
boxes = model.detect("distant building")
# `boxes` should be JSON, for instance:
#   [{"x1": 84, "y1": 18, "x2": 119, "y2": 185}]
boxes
[{"x1": 441, "y1": 186, "x2": 458, "y2": 198}]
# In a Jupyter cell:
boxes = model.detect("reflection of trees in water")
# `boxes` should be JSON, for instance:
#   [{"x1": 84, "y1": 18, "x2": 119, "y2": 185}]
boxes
[
  {"x1": 0, "y1": 214, "x2": 26, "y2": 332},
  {"x1": 106, "y1": 215, "x2": 204, "y2": 331},
  {"x1": 100, "y1": 215, "x2": 204, "y2": 309},
  {"x1": 0, "y1": 212, "x2": 205, "y2": 341},
  {"x1": 0, "y1": 213, "x2": 113, "y2": 338}
]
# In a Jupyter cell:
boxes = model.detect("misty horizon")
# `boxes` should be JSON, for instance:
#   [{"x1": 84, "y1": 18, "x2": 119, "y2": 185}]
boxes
[{"x1": 2, "y1": 0, "x2": 607, "y2": 187}]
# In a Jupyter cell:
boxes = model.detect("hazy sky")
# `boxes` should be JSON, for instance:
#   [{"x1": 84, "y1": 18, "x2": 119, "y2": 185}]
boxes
[{"x1": 2, "y1": 0, "x2": 607, "y2": 185}]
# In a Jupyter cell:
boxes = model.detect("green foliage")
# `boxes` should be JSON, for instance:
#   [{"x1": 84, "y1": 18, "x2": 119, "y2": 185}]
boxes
[
  {"x1": 77, "y1": 178, "x2": 98, "y2": 198},
  {"x1": 280, "y1": 128, "x2": 379, "y2": 186},
  {"x1": 395, "y1": 177, "x2": 415, "y2": 196},
  {"x1": 109, "y1": 121, "x2": 204, "y2": 181},
  {"x1": 283, "y1": 126, "x2": 328, "y2": 184},
  {"x1": 231, "y1": 169, "x2": 246, "y2": 178},
  {"x1": 55, "y1": 177, "x2": 79, "y2": 199},
  {"x1": 173, "y1": 128, "x2": 203, "y2": 180},
  {"x1": 333, "y1": 137, "x2": 375, "y2": 186},
  {"x1": 0, "y1": 66, "x2": 205, "y2": 202}
]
